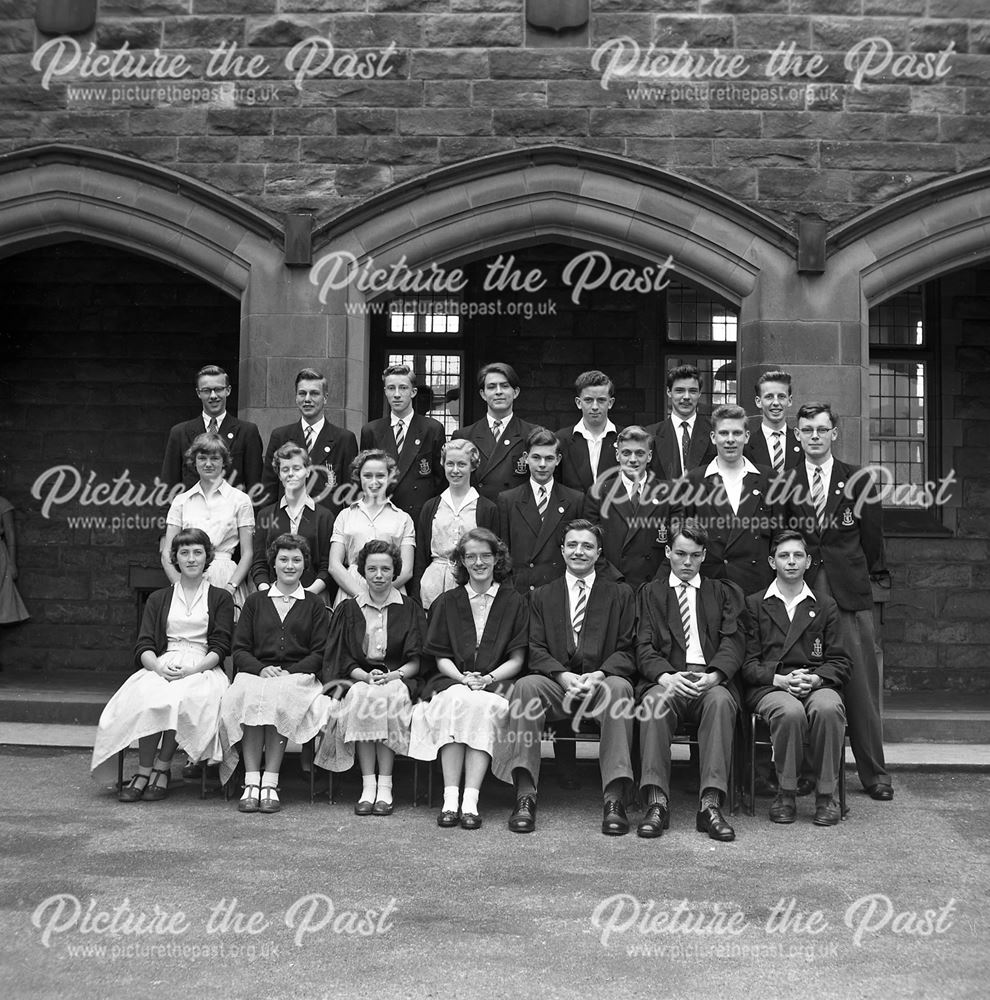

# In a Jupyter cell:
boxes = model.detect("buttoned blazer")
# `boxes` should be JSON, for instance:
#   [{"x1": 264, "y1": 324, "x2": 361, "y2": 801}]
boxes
[
  {"x1": 743, "y1": 417, "x2": 803, "y2": 471},
  {"x1": 555, "y1": 425, "x2": 621, "y2": 493},
  {"x1": 451, "y1": 416, "x2": 536, "y2": 504},
  {"x1": 161, "y1": 416, "x2": 264, "y2": 493},
  {"x1": 645, "y1": 415, "x2": 716, "y2": 480}
]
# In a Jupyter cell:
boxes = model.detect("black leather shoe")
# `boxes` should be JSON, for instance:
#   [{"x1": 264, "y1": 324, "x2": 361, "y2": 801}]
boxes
[
  {"x1": 696, "y1": 805, "x2": 735, "y2": 841},
  {"x1": 754, "y1": 775, "x2": 779, "y2": 797},
  {"x1": 371, "y1": 800, "x2": 394, "y2": 816},
  {"x1": 602, "y1": 799, "x2": 629, "y2": 836},
  {"x1": 769, "y1": 791, "x2": 797, "y2": 824},
  {"x1": 437, "y1": 809, "x2": 459, "y2": 827},
  {"x1": 460, "y1": 811, "x2": 482, "y2": 830},
  {"x1": 508, "y1": 794, "x2": 537, "y2": 833},
  {"x1": 354, "y1": 799, "x2": 374, "y2": 816},
  {"x1": 867, "y1": 783, "x2": 894, "y2": 801},
  {"x1": 796, "y1": 776, "x2": 816, "y2": 797},
  {"x1": 813, "y1": 795, "x2": 841, "y2": 826},
  {"x1": 636, "y1": 802, "x2": 669, "y2": 839}
]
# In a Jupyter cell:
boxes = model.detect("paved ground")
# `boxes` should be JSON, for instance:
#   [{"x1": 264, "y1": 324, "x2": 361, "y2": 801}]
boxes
[{"x1": 1, "y1": 748, "x2": 988, "y2": 1000}]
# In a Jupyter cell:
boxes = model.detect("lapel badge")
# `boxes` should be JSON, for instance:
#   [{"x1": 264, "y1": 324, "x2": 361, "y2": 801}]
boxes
[
  {"x1": 324, "y1": 445, "x2": 331, "y2": 454},
  {"x1": 656, "y1": 523, "x2": 668, "y2": 544},
  {"x1": 836, "y1": 481, "x2": 845, "y2": 489},
  {"x1": 558, "y1": 505, "x2": 566, "y2": 514},
  {"x1": 414, "y1": 438, "x2": 421, "y2": 446},
  {"x1": 419, "y1": 459, "x2": 431, "y2": 476},
  {"x1": 841, "y1": 508, "x2": 854, "y2": 527},
  {"x1": 226, "y1": 432, "x2": 234, "y2": 440},
  {"x1": 808, "y1": 610, "x2": 816, "y2": 618},
  {"x1": 326, "y1": 466, "x2": 336, "y2": 489},
  {"x1": 514, "y1": 456, "x2": 528, "y2": 476},
  {"x1": 812, "y1": 637, "x2": 823, "y2": 658}
]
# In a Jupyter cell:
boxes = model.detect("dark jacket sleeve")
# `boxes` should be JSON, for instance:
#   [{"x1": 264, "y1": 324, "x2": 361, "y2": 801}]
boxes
[
  {"x1": 206, "y1": 587, "x2": 235, "y2": 663},
  {"x1": 415, "y1": 498, "x2": 437, "y2": 583},
  {"x1": 527, "y1": 591, "x2": 567, "y2": 677},
  {"x1": 161, "y1": 426, "x2": 185, "y2": 490},
  {"x1": 599, "y1": 583, "x2": 637, "y2": 678},
  {"x1": 232, "y1": 594, "x2": 267, "y2": 676},
  {"x1": 250, "y1": 504, "x2": 276, "y2": 588},
  {"x1": 634, "y1": 582, "x2": 679, "y2": 683},
  {"x1": 707, "y1": 580, "x2": 746, "y2": 683},
  {"x1": 242, "y1": 422, "x2": 265, "y2": 495},
  {"x1": 814, "y1": 599, "x2": 853, "y2": 690},
  {"x1": 742, "y1": 595, "x2": 779, "y2": 689},
  {"x1": 134, "y1": 588, "x2": 169, "y2": 668}
]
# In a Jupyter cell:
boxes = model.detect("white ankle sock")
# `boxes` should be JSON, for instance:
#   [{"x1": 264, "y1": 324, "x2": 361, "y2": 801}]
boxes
[
  {"x1": 442, "y1": 785, "x2": 460, "y2": 812},
  {"x1": 377, "y1": 775, "x2": 393, "y2": 805},
  {"x1": 241, "y1": 770, "x2": 261, "y2": 799},
  {"x1": 461, "y1": 787, "x2": 480, "y2": 815},
  {"x1": 135, "y1": 764, "x2": 153, "y2": 778},
  {"x1": 360, "y1": 775, "x2": 377, "y2": 803},
  {"x1": 261, "y1": 770, "x2": 279, "y2": 789}
]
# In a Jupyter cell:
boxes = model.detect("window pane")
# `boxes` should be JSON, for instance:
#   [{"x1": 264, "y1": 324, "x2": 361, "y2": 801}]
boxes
[
  {"x1": 868, "y1": 360, "x2": 927, "y2": 507},
  {"x1": 666, "y1": 281, "x2": 738, "y2": 343},
  {"x1": 869, "y1": 286, "x2": 924, "y2": 346}
]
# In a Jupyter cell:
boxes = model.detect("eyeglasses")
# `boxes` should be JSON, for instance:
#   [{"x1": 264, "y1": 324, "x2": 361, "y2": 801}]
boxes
[
  {"x1": 463, "y1": 553, "x2": 495, "y2": 564},
  {"x1": 196, "y1": 386, "x2": 229, "y2": 397}
]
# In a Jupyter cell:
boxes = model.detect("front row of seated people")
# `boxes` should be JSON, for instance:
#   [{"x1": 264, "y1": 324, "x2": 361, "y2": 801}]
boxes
[{"x1": 93, "y1": 518, "x2": 850, "y2": 837}]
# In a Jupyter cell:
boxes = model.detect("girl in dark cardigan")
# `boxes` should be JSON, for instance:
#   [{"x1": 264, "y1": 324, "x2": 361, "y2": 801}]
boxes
[
  {"x1": 408, "y1": 527, "x2": 528, "y2": 830},
  {"x1": 219, "y1": 533, "x2": 332, "y2": 814},
  {"x1": 318, "y1": 540, "x2": 426, "y2": 815},
  {"x1": 91, "y1": 528, "x2": 234, "y2": 801}
]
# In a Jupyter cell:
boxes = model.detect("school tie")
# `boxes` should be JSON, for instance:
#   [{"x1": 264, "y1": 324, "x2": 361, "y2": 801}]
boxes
[
  {"x1": 491, "y1": 419, "x2": 502, "y2": 445},
  {"x1": 537, "y1": 485, "x2": 548, "y2": 520},
  {"x1": 680, "y1": 421, "x2": 690, "y2": 474},
  {"x1": 678, "y1": 583, "x2": 692, "y2": 648},
  {"x1": 812, "y1": 466, "x2": 826, "y2": 529},
  {"x1": 572, "y1": 579, "x2": 587, "y2": 644},
  {"x1": 208, "y1": 417, "x2": 218, "y2": 435},
  {"x1": 304, "y1": 425, "x2": 314, "y2": 452},
  {"x1": 771, "y1": 431, "x2": 784, "y2": 473},
  {"x1": 393, "y1": 419, "x2": 405, "y2": 456}
]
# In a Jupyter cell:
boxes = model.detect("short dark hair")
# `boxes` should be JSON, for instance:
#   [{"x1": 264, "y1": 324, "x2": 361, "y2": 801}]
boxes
[
  {"x1": 196, "y1": 365, "x2": 229, "y2": 386},
  {"x1": 574, "y1": 370, "x2": 614, "y2": 396},
  {"x1": 350, "y1": 448, "x2": 397, "y2": 489},
  {"x1": 669, "y1": 516, "x2": 709, "y2": 550},
  {"x1": 711, "y1": 403, "x2": 748, "y2": 428},
  {"x1": 169, "y1": 528, "x2": 215, "y2": 572},
  {"x1": 477, "y1": 362, "x2": 519, "y2": 391},
  {"x1": 357, "y1": 539, "x2": 402, "y2": 578},
  {"x1": 755, "y1": 370, "x2": 792, "y2": 394},
  {"x1": 295, "y1": 368, "x2": 327, "y2": 391},
  {"x1": 563, "y1": 518, "x2": 603, "y2": 550},
  {"x1": 770, "y1": 528, "x2": 808, "y2": 556},
  {"x1": 382, "y1": 363, "x2": 416, "y2": 385},
  {"x1": 796, "y1": 402, "x2": 835, "y2": 427},
  {"x1": 524, "y1": 426, "x2": 561, "y2": 456},
  {"x1": 268, "y1": 532, "x2": 311, "y2": 570},
  {"x1": 452, "y1": 527, "x2": 512, "y2": 585},
  {"x1": 616, "y1": 425, "x2": 654, "y2": 450},
  {"x1": 183, "y1": 432, "x2": 232, "y2": 477},
  {"x1": 666, "y1": 364, "x2": 702, "y2": 391}
]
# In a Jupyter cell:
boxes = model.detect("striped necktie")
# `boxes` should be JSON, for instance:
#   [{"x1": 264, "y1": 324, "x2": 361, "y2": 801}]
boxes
[
  {"x1": 678, "y1": 583, "x2": 692, "y2": 648},
  {"x1": 304, "y1": 425, "x2": 314, "y2": 452},
  {"x1": 812, "y1": 466, "x2": 826, "y2": 528},
  {"x1": 771, "y1": 431, "x2": 784, "y2": 473},
  {"x1": 491, "y1": 419, "x2": 502, "y2": 444},
  {"x1": 208, "y1": 417, "x2": 218, "y2": 435},
  {"x1": 537, "y1": 485, "x2": 548, "y2": 519},
  {"x1": 393, "y1": 419, "x2": 405, "y2": 456},
  {"x1": 680, "y1": 421, "x2": 691, "y2": 474},
  {"x1": 572, "y1": 578, "x2": 587, "y2": 643}
]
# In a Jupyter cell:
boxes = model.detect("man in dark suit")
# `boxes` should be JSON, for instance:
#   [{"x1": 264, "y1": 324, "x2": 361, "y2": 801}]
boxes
[
  {"x1": 584, "y1": 425, "x2": 672, "y2": 590},
  {"x1": 635, "y1": 520, "x2": 744, "y2": 841},
  {"x1": 645, "y1": 364, "x2": 716, "y2": 479},
  {"x1": 744, "y1": 369, "x2": 803, "y2": 474},
  {"x1": 261, "y1": 367, "x2": 358, "y2": 518},
  {"x1": 360, "y1": 363, "x2": 445, "y2": 524},
  {"x1": 672, "y1": 403, "x2": 780, "y2": 597},
  {"x1": 556, "y1": 370, "x2": 620, "y2": 493},
  {"x1": 452, "y1": 362, "x2": 534, "y2": 504},
  {"x1": 784, "y1": 401, "x2": 893, "y2": 800},
  {"x1": 494, "y1": 520, "x2": 636, "y2": 835},
  {"x1": 161, "y1": 364, "x2": 264, "y2": 494},
  {"x1": 497, "y1": 427, "x2": 585, "y2": 595},
  {"x1": 743, "y1": 529, "x2": 852, "y2": 826}
]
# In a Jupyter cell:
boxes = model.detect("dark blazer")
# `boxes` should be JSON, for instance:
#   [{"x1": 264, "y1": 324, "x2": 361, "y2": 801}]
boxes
[
  {"x1": 322, "y1": 594, "x2": 427, "y2": 698},
  {"x1": 645, "y1": 414, "x2": 716, "y2": 480},
  {"x1": 414, "y1": 493, "x2": 498, "y2": 583},
  {"x1": 671, "y1": 463, "x2": 782, "y2": 596},
  {"x1": 555, "y1": 424, "x2": 621, "y2": 493},
  {"x1": 496, "y1": 481, "x2": 585, "y2": 594},
  {"x1": 529, "y1": 575, "x2": 635, "y2": 679},
  {"x1": 250, "y1": 501, "x2": 335, "y2": 596},
  {"x1": 584, "y1": 474, "x2": 672, "y2": 591},
  {"x1": 743, "y1": 417, "x2": 803, "y2": 471},
  {"x1": 742, "y1": 590, "x2": 852, "y2": 709},
  {"x1": 452, "y1": 415, "x2": 536, "y2": 504},
  {"x1": 782, "y1": 458, "x2": 887, "y2": 612},
  {"x1": 634, "y1": 576, "x2": 746, "y2": 700},
  {"x1": 261, "y1": 421, "x2": 358, "y2": 517},
  {"x1": 161, "y1": 416, "x2": 264, "y2": 493},
  {"x1": 134, "y1": 584, "x2": 234, "y2": 669},
  {"x1": 232, "y1": 590, "x2": 329, "y2": 676},
  {"x1": 360, "y1": 413, "x2": 446, "y2": 522}
]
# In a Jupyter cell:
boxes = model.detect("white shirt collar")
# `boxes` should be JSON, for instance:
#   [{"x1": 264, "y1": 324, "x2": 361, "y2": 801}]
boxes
[
  {"x1": 572, "y1": 419, "x2": 617, "y2": 440},
  {"x1": 672, "y1": 413, "x2": 696, "y2": 431},
  {"x1": 465, "y1": 582, "x2": 499, "y2": 600},
  {"x1": 280, "y1": 494, "x2": 315, "y2": 511},
  {"x1": 269, "y1": 584, "x2": 307, "y2": 602},
  {"x1": 391, "y1": 411, "x2": 412, "y2": 429},
  {"x1": 440, "y1": 486, "x2": 478, "y2": 510},
  {"x1": 189, "y1": 478, "x2": 229, "y2": 499},
  {"x1": 565, "y1": 570, "x2": 595, "y2": 592},
  {"x1": 488, "y1": 414, "x2": 511, "y2": 433},
  {"x1": 202, "y1": 411, "x2": 226, "y2": 429},
  {"x1": 530, "y1": 479, "x2": 553, "y2": 502},
  {"x1": 704, "y1": 456, "x2": 760, "y2": 477},
  {"x1": 356, "y1": 587, "x2": 404, "y2": 610},
  {"x1": 765, "y1": 580, "x2": 816, "y2": 606},
  {"x1": 807, "y1": 455, "x2": 834, "y2": 479},
  {"x1": 301, "y1": 415, "x2": 325, "y2": 438},
  {"x1": 620, "y1": 472, "x2": 646, "y2": 497},
  {"x1": 669, "y1": 572, "x2": 701, "y2": 590}
]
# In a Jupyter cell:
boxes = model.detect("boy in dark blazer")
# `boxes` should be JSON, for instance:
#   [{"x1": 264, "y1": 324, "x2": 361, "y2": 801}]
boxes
[
  {"x1": 645, "y1": 364, "x2": 716, "y2": 479},
  {"x1": 496, "y1": 427, "x2": 585, "y2": 595},
  {"x1": 360, "y1": 363, "x2": 446, "y2": 524},
  {"x1": 744, "y1": 369, "x2": 803, "y2": 474},
  {"x1": 556, "y1": 370, "x2": 620, "y2": 492},
  {"x1": 635, "y1": 520, "x2": 744, "y2": 842},
  {"x1": 783, "y1": 401, "x2": 893, "y2": 800},
  {"x1": 261, "y1": 368, "x2": 358, "y2": 518},
  {"x1": 743, "y1": 529, "x2": 852, "y2": 826},
  {"x1": 451, "y1": 362, "x2": 535, "y2": 504},
  {"x1": 161, "y1": 364, "x2": 263, "y2": 493},
  {"x1": 493, "y1": 520, "x2": 636, "y2": 835}
]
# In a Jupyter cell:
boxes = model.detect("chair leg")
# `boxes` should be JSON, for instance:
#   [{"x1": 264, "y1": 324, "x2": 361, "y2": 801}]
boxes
[
  {"x1": 117, "y1": 750, "x2": 125, "y2": 793},
  {"x1": 201, "y1": 761, "x2": 208, "y2": 800},
  {"x1": 748, "y1": 715, "x2": 757, "y2": 817}
]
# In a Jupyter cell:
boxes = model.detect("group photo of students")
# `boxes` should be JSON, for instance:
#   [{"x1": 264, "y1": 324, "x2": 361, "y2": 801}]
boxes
[{"x1": 90, "y1": 359, "x2": 892, "y2": 841}]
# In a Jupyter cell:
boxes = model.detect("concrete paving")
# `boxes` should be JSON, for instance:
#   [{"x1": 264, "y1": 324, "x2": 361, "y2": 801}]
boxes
[{"x1": 1, "y1": 748, "x2": 987, "y2": 1000}]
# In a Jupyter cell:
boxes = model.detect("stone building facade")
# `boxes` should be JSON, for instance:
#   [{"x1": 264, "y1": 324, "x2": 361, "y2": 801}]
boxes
[{"x1": 0, "y1": 0, "x2": 987, "y2": 691}]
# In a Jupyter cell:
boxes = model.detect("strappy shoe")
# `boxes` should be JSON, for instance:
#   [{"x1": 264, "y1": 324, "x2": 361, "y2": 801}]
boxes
[
  {"x1": 238, "y1": 784, "x2": 261, "y2": 813},
  {"x1": 259, "y1": 786, "x2": 281, "y2": 814},
  {"x1": 118, "y1": 773, "x2": 149, "y2": 803},
  {"x1": 142, "y1": 767, "x2": 171, "y2": 802}
]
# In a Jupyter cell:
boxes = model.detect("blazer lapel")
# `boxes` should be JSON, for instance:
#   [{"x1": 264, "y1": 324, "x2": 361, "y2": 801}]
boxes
[
  {"x1": 660, "y1": 581, "x2": 687, "y2": 651},
  {"x1": 471, "y1": 422, "x2": 496, "y2": 475},
  {"x1": 394, "y1": 416, "x2": 421, "y2": 480},
  {"x1": 548, "y1": 579, "x2": 575, "y2": 658},
  {"x1": 532, "y1": 484, "x2": 566, "y2": 551},
  {"x1": 779, "y1": 598, "x2": 816, "y2": 659},
  {"x1": 519, "y1": 488, "x2": 542, "y2": 538},
  {"x1": 698, "y1": 580, "x2": 721, "y2": 661}
]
